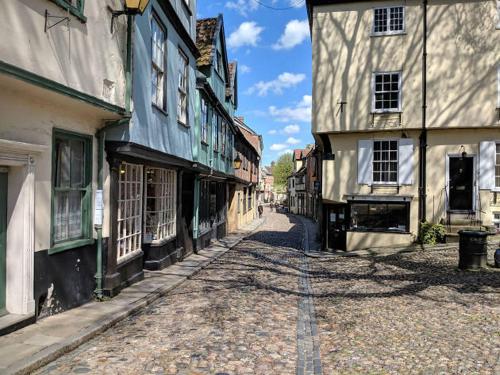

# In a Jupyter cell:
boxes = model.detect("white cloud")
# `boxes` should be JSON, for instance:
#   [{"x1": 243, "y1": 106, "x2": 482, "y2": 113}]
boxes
[
  {"x1": 286, "y1": 137, "x2": 301, "y2": 145},
  {"x1": 246, "y1": 72, "x2": 305, "y2": 96},
  {"x1": 268, "y1": 129, "x2": 277, "y2": 135},
  {"x1": 278, "y1": 149, "x2": 293, "y2": 156},
  {"x1": 283, "y1": 124, "x2": 300, "y2": 134},
  {"x1": 288, "y1": 0, "x2": 305, "y2": 7},
  {"x1": 273, "y1": 19, "x2": 309, "y2": 50},
  {"x1": 225, "y1": 0, "x2": 259, "y2": 17},
  {"x1": 240, "y1": 64, "x2": 251, "y2": 74},
  {"x1": 270, "y1": 143, "x2": 288, "y2": 151},
  {"x1": 227, "y1": 22, "x2": 264, "y2": 49},
  {"x1": 269, "y1": 95, "x2": 312, "y2": 123}
]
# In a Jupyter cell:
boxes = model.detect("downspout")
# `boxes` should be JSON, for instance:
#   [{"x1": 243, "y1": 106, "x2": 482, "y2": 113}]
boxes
[
  {"x1": 94, "y1": 13, "x2": 134, "y2": 298},
  {"x1": 418, "y1": 0, "x2": 428, "y2": 225}
]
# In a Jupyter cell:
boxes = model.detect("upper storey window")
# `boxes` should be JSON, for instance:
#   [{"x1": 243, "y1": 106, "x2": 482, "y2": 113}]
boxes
[
  {"x1": 372, "y1": 72, "x2": 402, "y2": 112},
  {"x1": 373, "y1": 6, "x2": 405, "y2": 35}
]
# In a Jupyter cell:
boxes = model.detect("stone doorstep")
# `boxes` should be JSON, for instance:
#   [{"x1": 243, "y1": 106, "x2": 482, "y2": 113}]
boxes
[{"x1": 0, "y1": 218, "x2": 265, "y2": 375}]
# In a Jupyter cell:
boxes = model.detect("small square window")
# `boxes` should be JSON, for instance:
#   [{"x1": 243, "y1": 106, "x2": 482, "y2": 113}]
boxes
[
  {"x1": 372, "y1": 72, "x2": 402, "y2": 112},
  {"x1": 373, "y1": 6, "x2": 405, "y2": 35}
]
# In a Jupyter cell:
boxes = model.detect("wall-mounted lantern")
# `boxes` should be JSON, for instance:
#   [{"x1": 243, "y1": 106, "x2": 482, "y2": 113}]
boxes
[
  {"x1": 459, "y1": 145, "x2": 467, "y2": 160},
  {"x1": 233, "y1": 154, "x2": 242, "y2": 170},
  {"x1": 108, "y1": 0, "x2": 150, "y2": 32}
]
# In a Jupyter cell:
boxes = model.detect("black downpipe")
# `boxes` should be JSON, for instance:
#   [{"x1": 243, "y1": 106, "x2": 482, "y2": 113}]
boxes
[{"x1": 418, "y1": 0, "x2": 428, "y2": 225}]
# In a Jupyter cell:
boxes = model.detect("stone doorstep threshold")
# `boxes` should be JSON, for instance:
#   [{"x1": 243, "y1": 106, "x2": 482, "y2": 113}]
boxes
[
  {"x1": 1, "y1": 218, "x2": 265, "y2": 375},
  {"x1": 0, "y1": 314, "x2": 36, "y2": 336}
]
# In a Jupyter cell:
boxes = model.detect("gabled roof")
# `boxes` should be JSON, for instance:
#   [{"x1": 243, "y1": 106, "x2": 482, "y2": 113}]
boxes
[
  {"x1": 234, "y1": 117, "x2": 262, "y2": 156},
  {"x1": 195, "y1": 15, "x2": 230, "y2": 82},
  {"x1": 227, "y1": 62, "x2": 238, "y2": 108},
  {"x1": 196, "y1": 17, "x2": 218, "y2": 66}
]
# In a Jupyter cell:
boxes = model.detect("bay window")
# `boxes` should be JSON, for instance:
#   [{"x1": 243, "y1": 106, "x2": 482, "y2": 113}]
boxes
[
  {"x1": 144, "y1": 168, "x2": 177, "y2": 244},
  {"x1": 117, "y1": 163, "x2": 143, "y2": 263},
  {"x1": 52, "y1": 130, "x2": 92, "y2": 246},
  {"x1": 350, "y1": 202, "x2": 409, "y2": 232}
]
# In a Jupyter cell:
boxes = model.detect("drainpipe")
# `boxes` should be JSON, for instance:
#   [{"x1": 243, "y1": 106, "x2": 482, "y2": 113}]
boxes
[
  {"x1": 94, "y1": 13, "x2": 134, "y2": 298},
  {"x1": 418, "y1": 0, "x2": 428, "y2": 225}
]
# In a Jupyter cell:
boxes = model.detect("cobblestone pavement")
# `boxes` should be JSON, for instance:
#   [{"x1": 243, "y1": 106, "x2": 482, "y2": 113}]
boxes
[
  {"x1": 309, "y1": 247, "x2": 500, "y2": 374},
  {"x1": 34, "y1": 210, "x2": 500, "y2": 375},
  {"x1": 35, "y1": 210, "x2": 307, "y2": 375}
]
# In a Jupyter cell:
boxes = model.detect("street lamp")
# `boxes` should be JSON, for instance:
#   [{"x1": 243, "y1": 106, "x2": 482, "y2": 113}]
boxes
[
  {"x1": 108, "y1": 0, "x2": 151, "y2": 32},
  {"x1": 233, "y1": 154, "x2": 242, "y2": 170}
]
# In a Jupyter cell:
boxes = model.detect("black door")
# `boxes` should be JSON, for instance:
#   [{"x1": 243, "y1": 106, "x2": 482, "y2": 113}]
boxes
[
  {"x1": 327, "y1": 205, "x2": 347, "y2": 251},
  {"x1": 449, "y1": 157, "x2": 474, "y2": 211},
  {"x1": 181, "y1": 173, "x2": 194, "y2": 256}
]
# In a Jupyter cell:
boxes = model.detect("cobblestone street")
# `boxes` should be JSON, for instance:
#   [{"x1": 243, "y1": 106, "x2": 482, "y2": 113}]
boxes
[{"x1": 35, "y1": 210, "x2": 500, "y2": 375}]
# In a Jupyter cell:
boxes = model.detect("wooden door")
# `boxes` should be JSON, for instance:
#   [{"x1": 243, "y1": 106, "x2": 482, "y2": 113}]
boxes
[
  {"x1": 449, "y1": 157, "x2": 474, "y2": 211},
  {"x1": 327, "y1": 205, "x2": 347, "y2": 251}
]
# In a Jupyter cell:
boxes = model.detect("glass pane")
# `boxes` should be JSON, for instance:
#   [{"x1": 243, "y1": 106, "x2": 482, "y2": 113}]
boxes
[
  {"x1": 54, "y1": 191, "x2": 68, "y2": 242},
  {"x1": 70, "y1": 139, "x2": 84, "y2": 188},
  {"x1": 55, "y1": 139, "x2": 71, "y2": 188},
  {"x1": 68, "y1": 190, "x2": 83, "y2": 239}
]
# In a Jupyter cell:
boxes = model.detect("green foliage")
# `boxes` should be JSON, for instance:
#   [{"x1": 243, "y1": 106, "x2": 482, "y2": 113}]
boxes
[
  {"x1": 273, "y1": 153, "x2": 293, "y2": 190},
  {"x1": 419, "y1": 222, "x2": 446, "y2": 245}
]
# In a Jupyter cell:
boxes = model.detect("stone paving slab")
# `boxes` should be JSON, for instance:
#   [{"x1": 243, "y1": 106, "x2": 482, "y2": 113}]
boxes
[{"x1": 0, "y1": 218, "x2": 264, "y2": 375}]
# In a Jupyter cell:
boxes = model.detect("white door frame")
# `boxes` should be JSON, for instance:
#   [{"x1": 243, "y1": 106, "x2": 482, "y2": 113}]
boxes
[
  {"x1": 0, "y1": 139, "x2": 45, "y2": 316},
  {"x1": 445, "y1": 153, "x2": 477, "y2": 213}
]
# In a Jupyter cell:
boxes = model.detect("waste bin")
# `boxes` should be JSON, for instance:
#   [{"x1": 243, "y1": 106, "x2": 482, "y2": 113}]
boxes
[{"x1": 458, "y1": 230, "x2": 489, "y2": 270}]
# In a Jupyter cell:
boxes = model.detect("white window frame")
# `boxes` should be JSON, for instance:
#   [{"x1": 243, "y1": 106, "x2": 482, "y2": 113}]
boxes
[
  {"x1": 200, "y1": 98, "x2": 209, "y2": 144},
  {"x1": 372, "y1": 6, "x2": 405, "y2": 36},
  {"x1": 493, "y1": 212, "x2": 500, "y2": 233},
  {"x1": 151, "y1": 14, "x2": 166, "y2": 110},
  {"x1": 177, "y1": 49, "x2": 189, "y2": 125},
  {"x1": 497, "y1": 1, "x2": 500, "y2": 30},
  {"x1": 372, "y1": 71, "x2": 402, "y2": 113},
  {"x1": 497, "y1": 66, "x2": 500, "y2": 108},
  {"x1": 373, "y1": 139, "x2": 399, "y2": 184},
  {"x1": 117, "y1": 163, "x2": 143, "y2": 264},
  {"x1": 496, "y1": 142, "x2": 500, "y2": 189},
  {"x1": 144, "y1": 167, "x2": 177, "y2": 245}
]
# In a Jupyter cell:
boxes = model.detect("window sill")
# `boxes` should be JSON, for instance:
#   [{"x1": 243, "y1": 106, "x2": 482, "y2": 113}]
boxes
[
  {"x1": 152, "y1": 104, "x2": 168, "y2": 117},
  {"x1": 177, "y1": 120, "x2": 190, "y2": 128},
  {"x1": 371, "y1": 110, "x2": 402, "y2": 115},
  {"x1": 348, "y1": 229, "x2": 410, "y2": 235},
  {"x1": 50, "y1": 0, "x2": 87, "y2": 22},
  {"x1": 146, "y1": 236, "x2": 176, "y2": 247},
  {"x1": 201, "y1": 141, "x2": 209, "y2": 146},
  {"x1": 49, "y1": 238, "x2": 95, "y2": 255},
  {"x1": 370, "y1": 31, "x2": 406, "y2": 37}
]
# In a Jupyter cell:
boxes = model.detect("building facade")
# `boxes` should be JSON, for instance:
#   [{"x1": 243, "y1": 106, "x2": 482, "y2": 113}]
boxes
[
  {"x1": 228, "y1": 117, "x2": 262, "y2": 232},
  {"x1": 0, "y1": 0, "x2": 128, "y2": 331},
  {"x1": 194, "y1": 15, "x2": 237, "y2": 250},
  {"x1": 103, "y1": 0, "x2": 199, "y2": 296},
  {"x1": 308, "y1": 0, "x2": 500, "y2": 251}
]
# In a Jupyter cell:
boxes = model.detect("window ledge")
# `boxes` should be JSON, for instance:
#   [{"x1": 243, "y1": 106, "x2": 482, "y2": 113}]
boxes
[
  {"x1": 370, "y1": 31, "x2": 406, "y2": 37},
  {"x1": 348, "y1": 229, "x2": 410, "y2": 235},
  {"x1": 201, "y1": 140, "x2": 209, "y2": 146},
  {"x1": 177, "y1": 120, "x2": 190, "y2": 128},
  {"x1": 152, "y1": 104, "x2": 168, "y2": 117},
  {"x1": 370, "y1": 111, "x2": 402, "y2": 115},
  {"x1": 49, "y1": 238, "x2": 95, "y2": 255},
  {"x1": 50, "y1": 0, "x2": 87, "y2": 23},
  {"x1": 147, "y1": 236, "x2": 176, "y2": 247}
]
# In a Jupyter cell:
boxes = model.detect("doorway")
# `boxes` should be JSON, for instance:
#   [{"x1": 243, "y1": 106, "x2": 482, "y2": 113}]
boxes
[
  {"x1": 448, "y1": 156, "x2": 474, "y2": 211},
  {"x1": 326, "y1": 204, "x2": 347, "y2": 251},
  {"x1": 0, "y1": 170, "x2": 7, "y2": 316}
]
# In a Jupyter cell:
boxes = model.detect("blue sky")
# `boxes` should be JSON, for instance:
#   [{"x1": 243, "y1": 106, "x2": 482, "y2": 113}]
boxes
[{"x1": 197, "y1": 0, "x2": 313, "y2": 166}]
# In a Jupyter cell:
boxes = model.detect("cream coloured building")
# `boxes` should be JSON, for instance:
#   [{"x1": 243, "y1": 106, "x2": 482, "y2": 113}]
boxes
[
  {"x1": 307, "y1": 0, "x2": 500, "y2": 251},
  {"x1": 0, "y1": 0, "x2": 127, "y2": 332}
]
